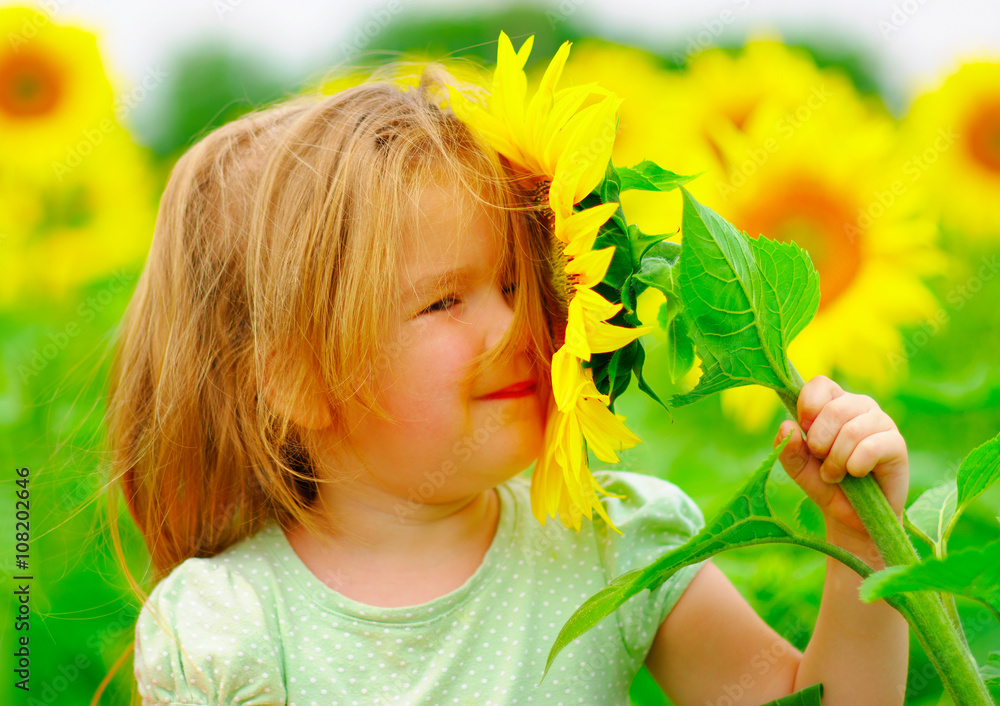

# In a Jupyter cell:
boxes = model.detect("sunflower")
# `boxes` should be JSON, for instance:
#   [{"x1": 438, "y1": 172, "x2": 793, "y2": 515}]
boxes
[
  {"x1": 448, "y1": 32, "x2": 651, "y2": 534},
  {"x1": 560, "y1": 38, "x2": 946, "y2": 432},
  {"x1": 0, "y1": 128, "x2": 156, "y2": 308},
  {"x1": 897, "y1": 59, "x2": 1000, "y2": 242},
  {"x1": 0, "y1": 9, "x2": 154, "y2": 308},
  {"x1": 0, "y1": 7, "x2": 115, "y2": 176}
]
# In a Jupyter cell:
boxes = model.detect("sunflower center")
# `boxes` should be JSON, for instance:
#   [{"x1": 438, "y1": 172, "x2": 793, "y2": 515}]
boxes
[
  {"x1": 529, "y1": 178, "x2": 572, "y2": 350},
  {"x1": 0, "y1": 50, "x2": 63, "y2": 119},
  {"x1": 737, "y1": 176, "x2": 861, "y2": 312},
  {"x1": 964, "y1": 97, "x2": 1000, "y2": 175}
]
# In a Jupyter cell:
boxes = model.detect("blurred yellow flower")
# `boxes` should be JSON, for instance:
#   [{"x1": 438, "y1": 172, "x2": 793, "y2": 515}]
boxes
[
  {"x1": 898, "y1": 60, "x2": 1000, "y2": 242},
  {"x1": 0, "y1": 7, "x2": 115, "y2": 176},
  {"x1": 561, "y1": 38, "x2": 946, "y2": 432},
  {"x1": 0, "y1": 127, "x2": 156, "y2": 307}
]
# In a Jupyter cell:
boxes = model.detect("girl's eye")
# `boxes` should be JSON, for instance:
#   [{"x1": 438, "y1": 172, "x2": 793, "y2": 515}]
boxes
[{"x1": 420, "y1": 295, "x2": 459, "y2": 315}]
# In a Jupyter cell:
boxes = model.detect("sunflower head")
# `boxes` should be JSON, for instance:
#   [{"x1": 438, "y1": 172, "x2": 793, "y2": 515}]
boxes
[
  {"x1": 448, "y1": 32, "x2": 654, "y2": 534},
  {"x1": 0, "y1": 7, "x2": 115, "y2": 172}
]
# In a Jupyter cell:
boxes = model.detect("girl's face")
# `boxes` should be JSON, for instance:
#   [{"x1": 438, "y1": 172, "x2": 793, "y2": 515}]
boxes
[{"x1": 332, "y1": 180, "x2": 547, "y2": 506}]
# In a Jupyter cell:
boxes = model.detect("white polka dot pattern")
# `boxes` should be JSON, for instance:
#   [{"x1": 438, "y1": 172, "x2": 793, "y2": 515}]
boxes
[{"x1": 133, "y1": 471, "x2": 705, "y2": 705}]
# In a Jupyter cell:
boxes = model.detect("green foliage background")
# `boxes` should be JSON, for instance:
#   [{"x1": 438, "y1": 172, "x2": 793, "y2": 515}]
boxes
[{"x1": 2, "y1": 5, "x2": 998, "y2": 705}]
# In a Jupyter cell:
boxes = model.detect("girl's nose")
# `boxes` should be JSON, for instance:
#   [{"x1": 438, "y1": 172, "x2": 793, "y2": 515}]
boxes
[{"x1": 482, "y1": 281, "x2": 522, "y2": 352}]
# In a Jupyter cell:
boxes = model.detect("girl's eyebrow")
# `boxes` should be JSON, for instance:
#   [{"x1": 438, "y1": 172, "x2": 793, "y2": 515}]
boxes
[{"x1": 407, "y1": 265, "x2": 478, "y2": 302}]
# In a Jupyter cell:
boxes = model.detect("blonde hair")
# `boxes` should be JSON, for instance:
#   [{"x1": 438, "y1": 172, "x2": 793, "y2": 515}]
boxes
[
  {"x1": 101, "y1": 61, "x2": 559, "y2": 704},
  {"x1": 106, "y1": 62, "x2": 556, "y2": 583}
]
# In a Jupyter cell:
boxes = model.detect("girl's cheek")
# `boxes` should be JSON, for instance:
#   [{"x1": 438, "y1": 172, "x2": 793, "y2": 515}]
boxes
[{"x1": 411, "y1": 330, "x2": 478, "y2": 388}]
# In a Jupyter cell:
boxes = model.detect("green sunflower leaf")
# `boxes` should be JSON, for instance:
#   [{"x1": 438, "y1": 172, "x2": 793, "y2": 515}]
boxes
[
  {"x1": 540, "y1": 437, "x2": 869, "y2": 685},
  {"x1": 983, "y1": 651, "x2": 1000, "y2": 680},
  {"x1": 956, "y1": 431, "x2": 1000, "y2": 511},
  {"x1": 618, "y1": 160, "x2": 700, "y2": 193},
  {"x1": 626, "y1": 223, "x2": 680, "y2": 270},
  {"x1": 631, "y1": 248, "x2": 696, "y2": 385},
  {"x1": 634, "y1": 243, "x2": 682, "y2": 298},
  {"x1": 599, "y1": 158, "x2": 622, "y2": 204},
  {"x1": 670, "y1": 188, "x2": 820, "y2": 407},
  {"x1": 620, "y1": 274, "x2": 637, "y2": 313},
  {"x1": 664, "y1": 309, "x2": 696, "y2": 386},
  {"x1": 761, "y1": 683, "x2": 824, "y2": 706},
  {"x1": 794, "y1": 496, "x2": 825, "y2": 537},
  {"x1": 859, "y1": 541, "x2": 1000, "y2": 620},
  {"x1": 594, "y1": 220, "x2": 634, "y2": 290},
  {"x1": 631, "y1": 341, "x2": 669, "y2": 413},
  {"x1": 904, "y1": 480, "x2": 958, "y2": 554},
  {"x1": 982, "y1": 652, "x2": 1000, "y2": 698}
]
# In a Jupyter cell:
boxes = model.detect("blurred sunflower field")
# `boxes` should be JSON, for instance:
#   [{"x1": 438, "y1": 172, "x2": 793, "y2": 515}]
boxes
[{"x1": 1, "y1": 4, "x2": 998, "y2": 705}]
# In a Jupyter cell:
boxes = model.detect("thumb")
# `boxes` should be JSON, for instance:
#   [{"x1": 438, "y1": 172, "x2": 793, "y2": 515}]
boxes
[
  {"x1": 775, "y1": 421, "x2": 838, "y2": 511},
  {"x1": 775, "y1": 421, "x2": 815, "y2": 481}
]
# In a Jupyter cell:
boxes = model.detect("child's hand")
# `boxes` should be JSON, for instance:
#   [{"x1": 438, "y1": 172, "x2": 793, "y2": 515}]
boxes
[{"x1": 774, "y1": 375, "x2": 909, "y2": 545}]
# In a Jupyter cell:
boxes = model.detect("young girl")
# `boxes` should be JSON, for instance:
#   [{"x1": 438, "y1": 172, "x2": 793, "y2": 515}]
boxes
[{"x1": 109, "y1": 60, "x2": 910, "y2": 706}]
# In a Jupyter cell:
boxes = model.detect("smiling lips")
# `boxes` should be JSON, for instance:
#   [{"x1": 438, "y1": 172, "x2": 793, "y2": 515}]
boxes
[{"x1": 478, "y1": 380, "x2": 536, "y2": 400}]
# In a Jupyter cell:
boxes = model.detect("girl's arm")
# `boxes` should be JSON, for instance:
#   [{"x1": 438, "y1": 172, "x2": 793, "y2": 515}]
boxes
[{"x1": 644, "y1": 375, "x2": 909, "y2": 705}]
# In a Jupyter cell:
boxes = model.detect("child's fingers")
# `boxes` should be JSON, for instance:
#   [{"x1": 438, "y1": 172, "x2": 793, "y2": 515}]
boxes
[
  {"x1": 775, "y1": 422, "x2": 837, "y2": 511},
  {"x1": 844, "y1": 430, "x2": 907, "y2": 477},
  {"x1": 796, "y1": 375, "x2": 844, "y2": 433},
  {"x1": 803, "y1": 393, "x2": 876, "y2": 459},
  {"x1": 816, "y1": 408, "x2": 897, "y2": 484},
  {"x1": 845, "y1": 430, "x2": 910, "y2": 517}
]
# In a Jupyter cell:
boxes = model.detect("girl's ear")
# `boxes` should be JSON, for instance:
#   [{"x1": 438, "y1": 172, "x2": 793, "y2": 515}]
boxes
[{"x1": 262, "y1": 349, "x2": 334, "y2": 430}]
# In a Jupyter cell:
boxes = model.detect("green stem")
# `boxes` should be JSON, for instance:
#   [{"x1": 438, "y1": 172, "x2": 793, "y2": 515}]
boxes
[
  {"x1": 775, "y1": 385, "x2": 993, "y2": 706},
  {"x1": 941, "y1": 592, "x2": 970, "y2": 652}
]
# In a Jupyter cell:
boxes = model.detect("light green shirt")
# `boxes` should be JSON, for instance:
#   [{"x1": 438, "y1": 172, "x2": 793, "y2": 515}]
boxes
[{"x1": 134, "y1": 470, "x2": 705, "y2": 705}]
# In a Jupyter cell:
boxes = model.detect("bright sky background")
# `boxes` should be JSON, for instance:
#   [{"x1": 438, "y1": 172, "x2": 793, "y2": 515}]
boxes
[{"x1": 12, "y1": 0, "x2": 1000, "y2": 114}]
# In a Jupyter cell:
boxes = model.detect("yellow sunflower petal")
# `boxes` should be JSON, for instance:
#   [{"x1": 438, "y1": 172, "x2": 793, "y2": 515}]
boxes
[
  {"x1": 540, "y1": 84, "x2": 603, "y2": 172},
  {"x1": 571, "y1": 285, "x2": 621, "y2": 320},
  {"x1": 562, "y1": 412, "x2": 587, "y2": 517},
  {"x1": 525, "y1": 40, "x2": 572, "y2": 161},
  {"x1": 563, "y1": 295, "x2": 592, "y2": 360},
  {"x1": 586, "y1": 320, "x2": 653, "y2": 355},
  {"x1": 563, "y1": 245, "x2": 616, "y2": 287},
  {"x1": 551, "y1": 93, "x2": 623, "y2": 204},
  {"x1": 493, "y1": 32, "x2": 533, "y2": 165},
  {"x1": 550, "y1": 346, "x2": 584, "y2": 410},
  {"x1": 558, "y1": 201, "x2": 619, "y2": 253},
  {"x1": 447, "y1": 85, "x2": 526, "y2": 165},
  {"x1": 576, "y1": 397, "x2": 642, "y2": 463},
  {"x1": 585, "y1": 476, "x2": 625, "y2": 536}
]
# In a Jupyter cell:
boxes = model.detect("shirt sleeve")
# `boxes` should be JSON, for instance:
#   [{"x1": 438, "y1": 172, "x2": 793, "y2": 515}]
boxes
[
  {"x1": 134, "y1": 558, "x2": 287, "y2": 706},
  {"x1": 591, "y1": 469, "x2": 706, "y2": 672}
]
